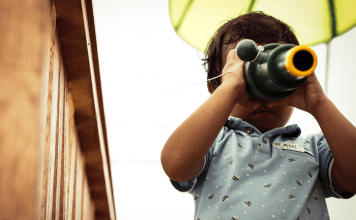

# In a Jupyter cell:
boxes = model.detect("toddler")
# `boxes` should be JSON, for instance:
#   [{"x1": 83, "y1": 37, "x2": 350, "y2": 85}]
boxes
[{"x1": 161, "y1": 12, "x2": 355, "y2": 220}]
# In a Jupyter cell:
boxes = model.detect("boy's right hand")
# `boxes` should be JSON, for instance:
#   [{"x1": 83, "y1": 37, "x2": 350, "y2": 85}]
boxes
[{"x1": 221, "y1": 49, "x2": 260, "y2": 109}]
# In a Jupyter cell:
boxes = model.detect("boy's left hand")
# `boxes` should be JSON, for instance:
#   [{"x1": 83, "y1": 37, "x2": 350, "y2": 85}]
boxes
[{"x1": 269, "y1": 73, "x2": 327, "y2": 115}]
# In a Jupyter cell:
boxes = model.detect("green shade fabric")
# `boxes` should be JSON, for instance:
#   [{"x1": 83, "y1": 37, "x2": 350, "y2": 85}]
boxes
[{"x1": 170, "y1": 0, "x2": 356, "y2": 52}]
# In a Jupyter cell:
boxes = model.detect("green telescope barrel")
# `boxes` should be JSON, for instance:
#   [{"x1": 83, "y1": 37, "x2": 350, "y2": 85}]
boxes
[{"x1": 235, "y1": 39, "x2": 318, "y2": 101}]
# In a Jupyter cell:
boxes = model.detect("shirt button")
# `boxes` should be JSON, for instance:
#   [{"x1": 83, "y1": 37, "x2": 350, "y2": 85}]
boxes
[
  {"x1": 246, "y1": 127, "x2": 253, "y2": 134},
  {"x1": 262, "y1": 138, "x2": 267, "y2": 143}
]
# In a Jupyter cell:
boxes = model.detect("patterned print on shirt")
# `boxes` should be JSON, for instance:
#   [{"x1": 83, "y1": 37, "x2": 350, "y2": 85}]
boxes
[
  {"x1": 222, "y1": 195, "x2": 229, "y2": 202},
  {"x1": 318, "y1": 138, "x2": 325, "y2": 145},
  {"x1": 247, "y1": 164, "x2": 254, "y2": 169},
  {"x1": 289, "y1": 195, "x2": 296, "y2": 200},
  {"x1": 194, "y1": 195, "x2": 198, "y2": 200},
  {"x1": 208, "y1": 194, "x2": 214, "y2": 199},
  {"x1": 289, "y1": 158, "x2": 296, "y2": 163},
  {"x1": 245, "y1": 201, "x2": 251, "y2": 207},
  {"x1": 232, "y1": 175, "x2": 240, "y2": 181},
  {"x1": 264, "y1": 183, "x2": 272, "y2": 188},
  {"x1": 306, "y1": 207, "x2": 311, "y2": 214},
  {"x1": 296, "y1": 180, "x2": 302, "y2": 186},
  {"x1": 307, "y1": 172, "x2": 313, "y2": 178},
  {"x1": 238, "y1": 143, "x2": 243, "y2": 148}
]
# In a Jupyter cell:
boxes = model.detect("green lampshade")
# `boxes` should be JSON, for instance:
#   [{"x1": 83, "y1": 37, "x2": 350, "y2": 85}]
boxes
[{"x1": 170, "y1": 0, "x2": 356, "y2": 52}]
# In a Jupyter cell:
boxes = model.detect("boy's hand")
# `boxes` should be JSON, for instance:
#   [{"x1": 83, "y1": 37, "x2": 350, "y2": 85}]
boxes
[
  {"x1": 221, "y1": 49, "x2": 260, "y2": 109},
  {"x1": 269, "y1": 72, "x2": 327, "y2": 115}
]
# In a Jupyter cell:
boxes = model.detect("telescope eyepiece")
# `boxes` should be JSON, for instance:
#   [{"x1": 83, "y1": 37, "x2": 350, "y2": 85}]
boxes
[
  {"x1": 293, "y1": 50, "x2": 314, "y2": 71},
  {"x1": 285, "y1": 45, "x2": 317, "y2": 78}
]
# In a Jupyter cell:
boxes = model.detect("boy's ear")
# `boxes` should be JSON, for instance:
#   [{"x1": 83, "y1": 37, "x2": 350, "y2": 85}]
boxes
[{"x1": 208, "y1": 82, "x2": 215, "y2": 94}]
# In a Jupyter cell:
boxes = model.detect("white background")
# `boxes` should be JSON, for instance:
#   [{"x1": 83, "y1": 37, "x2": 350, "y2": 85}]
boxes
[{"x1": 92, "y1": 0, "x2": 356, "y2": 219}]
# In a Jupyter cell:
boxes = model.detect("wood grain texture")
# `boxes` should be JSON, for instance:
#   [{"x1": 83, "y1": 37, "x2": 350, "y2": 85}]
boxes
[
  {"x1": 0, "y1": 0, "x2": 50, "y2": 219},
  {"x1": 40, "y1": 8, "x2": 96, "y2": 218},
  {"x1": 54, "y1": 0, "x2": 116, "y2": 218},
  {"x1": 67, "y1": 130, "x2": 78, "y2": 220},
  {"x1": 39, "y1": 4, "x2": 56, "y2": 218},
  {"x1": 0, "y1": 0, "x2": 115, "y2": 218}
]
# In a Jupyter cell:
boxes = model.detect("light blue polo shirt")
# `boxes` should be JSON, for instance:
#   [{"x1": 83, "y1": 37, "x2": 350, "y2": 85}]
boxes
[{"x1": 170, "y1": 117, "x2": 354, "y2": 220}]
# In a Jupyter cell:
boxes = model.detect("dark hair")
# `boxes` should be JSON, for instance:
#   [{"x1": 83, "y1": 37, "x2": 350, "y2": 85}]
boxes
[{"x1": 202, "y1": 11, "x2": 299, "y2": 92}]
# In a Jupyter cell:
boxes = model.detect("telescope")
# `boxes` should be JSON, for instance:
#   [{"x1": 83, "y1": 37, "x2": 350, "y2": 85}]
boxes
[{"x1": 235, "y1": 39, "x2": 317, "y2": 101}]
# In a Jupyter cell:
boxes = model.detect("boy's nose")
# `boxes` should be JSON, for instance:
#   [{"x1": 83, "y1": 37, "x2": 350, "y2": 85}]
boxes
[{"x1": 259, "y1": 101, "x2": 269, "y2": 106}]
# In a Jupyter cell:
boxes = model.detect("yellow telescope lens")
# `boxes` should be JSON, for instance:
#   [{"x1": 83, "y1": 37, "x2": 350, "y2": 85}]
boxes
[{"x1": 284, "y1": 46, "x2": 317, "y2": 78}]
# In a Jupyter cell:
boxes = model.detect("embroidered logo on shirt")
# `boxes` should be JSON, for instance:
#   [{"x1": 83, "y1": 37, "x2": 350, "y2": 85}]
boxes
[{"x1": 272, "y1": 142, "x2": 305, "y2": 152}]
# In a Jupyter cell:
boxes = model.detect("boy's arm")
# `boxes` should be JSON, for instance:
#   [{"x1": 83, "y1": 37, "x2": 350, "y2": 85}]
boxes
[
  {"x1": 270, "y1": 73, "x2": 356, "y2": 194},
  {"x1": 161, "y1": 82, "x2": 239, "y2": 182},
  {"x1": 311, "y1": 97, "x2": 356, "y2": 194},
  {"x1": 161, "y1": 50, "x2": 259, "y2": 182}
]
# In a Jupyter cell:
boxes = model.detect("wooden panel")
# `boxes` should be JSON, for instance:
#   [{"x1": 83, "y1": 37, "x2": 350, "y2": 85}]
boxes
[
  {"x1": 75, "y1": 146, "x2": 84, "y2": 220},
  {"x1": 63, "y1": 81, "x2": 70, "y2": 219},
  {"x1": 45, "y1": 24, "x2": 60, "y2": 219},
  {"x1": 55, "y1": 47, "x2": 66, "y2": 220},
  {"x1": 39, "y1": 3, "x2": 57, "y2": 219},
  {"x1": 41, "y1": 10, "x2": 96, "y2": 219},
  {"x1": 67, "y1": 129, "x2": 78, "y2": 220},
  {"x1": 36, "y1": 2, "x2": 96, "y2": 219},
  {"x1": 0, "y1": 0, "x2": 51, "y2": 219},
  {"x1": 82, "y1": 176, "x2": 91, "y2": 220},
  {"x1": 54, "y1": 0, "x2": 116, "y2": 218},
  {"x1": 0, "y1": 0, "x2": 115, "y2": 219}
]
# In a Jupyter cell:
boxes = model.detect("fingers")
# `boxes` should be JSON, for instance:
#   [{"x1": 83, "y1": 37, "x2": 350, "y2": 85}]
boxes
[
  {"x1": 226, "y1": 49, "x2": 242, "y2": 65},
  {"x1": 223, "y1": 49, "x2": 244, "y2": 75},
  {"x1": 226, "y1": 49, "x2": 236, "y2": 61}
]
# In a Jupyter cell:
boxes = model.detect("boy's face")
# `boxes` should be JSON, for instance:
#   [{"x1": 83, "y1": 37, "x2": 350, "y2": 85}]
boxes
[
  {"x1": 230, "y1": 101, "x2": 294, "y2": 133},
  {"x1": 221, "y1": 40, "x2": 294, "y2": 133}
]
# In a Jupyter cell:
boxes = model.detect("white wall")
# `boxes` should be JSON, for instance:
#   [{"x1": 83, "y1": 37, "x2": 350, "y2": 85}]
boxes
[{"x1": 324, "y1": 26, "x2": 356, "y2": 220}]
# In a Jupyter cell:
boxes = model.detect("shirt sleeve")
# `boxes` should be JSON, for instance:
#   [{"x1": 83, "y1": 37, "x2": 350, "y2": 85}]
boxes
[
  {"x1": 170, "y1": 127, "x2": 225, "y2": 194},
  {"x1": 317, "y1": 132, "x2": 355, "y2": 199}
]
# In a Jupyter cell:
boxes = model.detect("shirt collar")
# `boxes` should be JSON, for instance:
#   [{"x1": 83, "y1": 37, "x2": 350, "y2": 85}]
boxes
[{"x1": 225, "y1": 116, "x2": 301, "y2": 138}]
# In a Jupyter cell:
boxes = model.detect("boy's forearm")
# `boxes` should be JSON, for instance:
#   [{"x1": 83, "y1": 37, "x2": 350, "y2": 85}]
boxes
[
  {"x1": 311, "y1": 97, "x2": 356, "y2": 186},
  {"x1": 161, "y1": 83, "x2": 239, "y2": 182}
]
